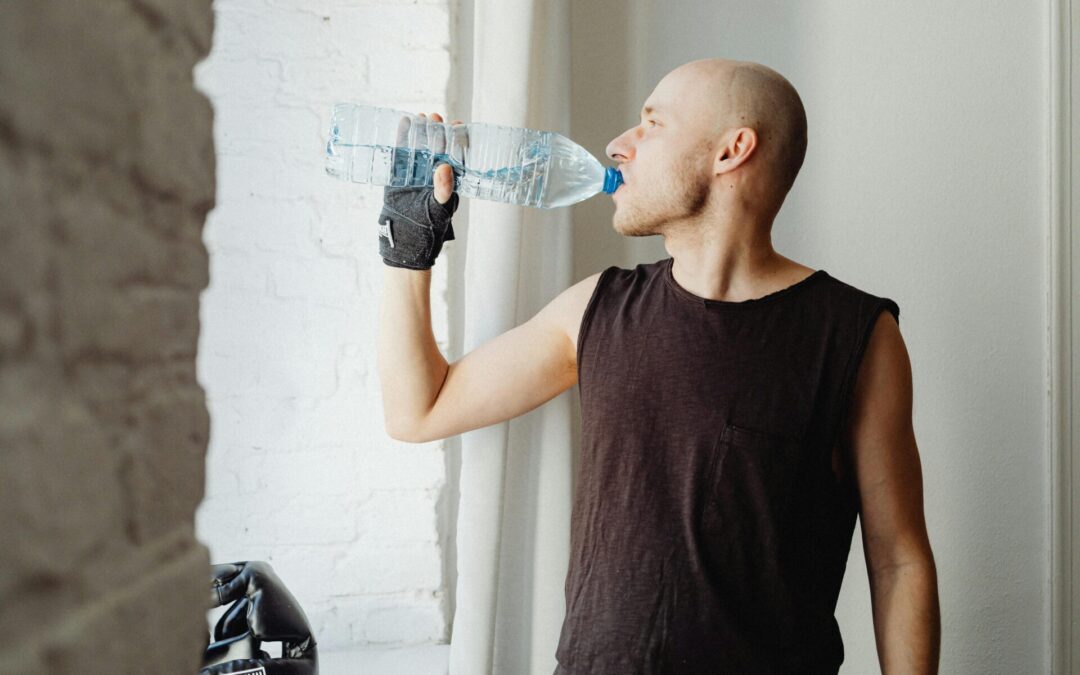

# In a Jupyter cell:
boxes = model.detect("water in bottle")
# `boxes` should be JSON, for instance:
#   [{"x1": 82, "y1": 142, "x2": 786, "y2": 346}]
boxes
[{"x1": 324, "y1": 103, "x2": 624, "y2": 209}]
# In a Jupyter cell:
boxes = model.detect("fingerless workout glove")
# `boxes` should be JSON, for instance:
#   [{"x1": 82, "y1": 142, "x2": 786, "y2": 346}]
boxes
[{"x1": 377, "y1": 166, "x2": 460, "y2": 270}]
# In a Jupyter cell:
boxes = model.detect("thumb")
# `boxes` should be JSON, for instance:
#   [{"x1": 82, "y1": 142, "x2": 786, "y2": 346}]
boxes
[{"x1": 433, "y1": 163, "x2": 454, "y2": 205}]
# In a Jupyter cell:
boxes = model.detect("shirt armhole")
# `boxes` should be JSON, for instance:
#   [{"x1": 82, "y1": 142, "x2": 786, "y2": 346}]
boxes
[
  {"x1": 576, "y1": 266, "x2": 618, "y2": 373},
  {"x1": 827, "y1": 296, "x2": 901, "y2": 490}
]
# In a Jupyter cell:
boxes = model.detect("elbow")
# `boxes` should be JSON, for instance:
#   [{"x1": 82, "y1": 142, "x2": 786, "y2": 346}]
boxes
[
  {"x1": 385, "y1": 422, "x2": 416, "y2": 443},
  {"x1": 383, "y1": 413, "x2": 412, "y2": 442},
  {"x1": 384, "y1": 417, "x2": 428, "y2": 443},
  {"x1": 382, "y1": 394, "x2": 418, "y2": 440}
]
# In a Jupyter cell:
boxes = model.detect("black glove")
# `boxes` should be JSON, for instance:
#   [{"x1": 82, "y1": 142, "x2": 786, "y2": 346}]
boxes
[
  {"x1": 378, "y1": 112, "x2": 461, "y2": 270},
  {"x1": 377, "y1": 168, "x2": 460, "y2": 270},
  {"x1": 200, "y1": 560, "x2": 317, "y2": 674}
]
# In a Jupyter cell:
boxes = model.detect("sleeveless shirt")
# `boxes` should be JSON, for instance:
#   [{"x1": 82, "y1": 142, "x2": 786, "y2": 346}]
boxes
[{"x1": 553, "y1": 256, "x2": 901, "y2": 674}]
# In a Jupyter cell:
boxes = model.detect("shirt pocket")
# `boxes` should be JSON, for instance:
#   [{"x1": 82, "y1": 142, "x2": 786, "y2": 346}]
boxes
[
  {"x1": 700, "y1": 421, "x2": 801, "y2": 551},
  {"x1": 699, "y1": 422, "x2": 804, "y2": 649}
]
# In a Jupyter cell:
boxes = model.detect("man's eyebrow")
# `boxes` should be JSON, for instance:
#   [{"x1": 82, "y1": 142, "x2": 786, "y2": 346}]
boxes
[{"x1": 641, "y1": 105, "x2": 662, "y2": 116}]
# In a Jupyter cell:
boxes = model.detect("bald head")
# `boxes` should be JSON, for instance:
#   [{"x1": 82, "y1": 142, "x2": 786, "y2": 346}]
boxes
[
  {"x1": 605, "y1": 58, "x2": 809, "y2": 238},
  {"x1": 669, "y1": 58, "x2": 808, "y2": 197}
]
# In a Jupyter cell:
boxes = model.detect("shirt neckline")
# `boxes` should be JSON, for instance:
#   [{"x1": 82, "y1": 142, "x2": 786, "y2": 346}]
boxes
[{"x1": 662, "y1": 256, "x2": 828, "y2": 309}]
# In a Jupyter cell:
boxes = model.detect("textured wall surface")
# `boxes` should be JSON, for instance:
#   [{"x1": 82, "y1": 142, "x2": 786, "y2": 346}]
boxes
[
  {"x1": 0, "y1": 1, "x2": 215, "y2": 672},
  {"x1": 193, "y1": 0, "x2": 458, "y2": 653}
]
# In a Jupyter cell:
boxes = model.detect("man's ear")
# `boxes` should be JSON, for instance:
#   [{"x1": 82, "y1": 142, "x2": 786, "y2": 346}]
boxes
[{"x1": 713, "y1": 127, "x2": 757, "y2": 175}]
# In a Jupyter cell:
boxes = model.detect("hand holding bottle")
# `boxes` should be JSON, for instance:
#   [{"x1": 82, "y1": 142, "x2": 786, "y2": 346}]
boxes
[
  {"x1": 326, "y1": 103, "x2": 623, "y2": 209},
  {"x1": 378, "y1": 111, "x2": 463, "y2": 270},
  {"x1": 424, "y1": 112, "x2": 460, "y2": 205}
]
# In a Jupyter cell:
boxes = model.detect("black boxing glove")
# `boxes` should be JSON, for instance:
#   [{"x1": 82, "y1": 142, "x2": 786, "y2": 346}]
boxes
[
  {"x1": 377, "y1": 166, "x2": 460, "y2": 270},
  {"x1": 200, "y1": 560, "x2": 317, "y2": 675}
]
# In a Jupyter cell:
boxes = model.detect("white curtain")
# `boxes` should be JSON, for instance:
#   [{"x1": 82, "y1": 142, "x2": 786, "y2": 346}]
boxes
[{"x1": 449, "y1": 0, "x2": 575, "y2": 673}]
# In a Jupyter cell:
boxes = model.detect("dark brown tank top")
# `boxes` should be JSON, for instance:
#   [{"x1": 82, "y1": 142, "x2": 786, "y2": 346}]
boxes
[{"x1": 553, "y1": 256, "x2": 900, "y2": 674}]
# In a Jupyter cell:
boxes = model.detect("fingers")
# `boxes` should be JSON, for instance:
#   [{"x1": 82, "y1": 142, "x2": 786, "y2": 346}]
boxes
[
  {"x1": 415, "y1": 113, "x2": 458, "y2": 205},
  {"x1": 395, "y1": 114, "x2": 411, "y2": 147},
  {"x1": 418, "y1": 112, "x2": 454, "y2": 123},
  {"x1": 429, "y1": 113, "x2": 447, "y2": 156},
  {"x1": 417, "y1": 113, "x2": 455, "y2": 203},
  {"x1": 433, "y1": 163, "x2": 454, "y2": 205},
  {"x1": 416, "y1": 111, "x2": 450, "y2": 153}
]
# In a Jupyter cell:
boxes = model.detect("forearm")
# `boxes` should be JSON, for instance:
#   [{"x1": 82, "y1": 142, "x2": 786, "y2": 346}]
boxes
[
  {"x1": 377, "y1": 266, "x2": 449, "y2": 438},
  {"x1": 868, "y1": 560, "x2": 941, "y2": 674}
]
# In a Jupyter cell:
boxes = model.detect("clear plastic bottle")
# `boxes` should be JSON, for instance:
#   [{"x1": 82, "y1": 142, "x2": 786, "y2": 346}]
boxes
[{"x1": 324, "y1": 103, "x2": 624, "y2": 209}]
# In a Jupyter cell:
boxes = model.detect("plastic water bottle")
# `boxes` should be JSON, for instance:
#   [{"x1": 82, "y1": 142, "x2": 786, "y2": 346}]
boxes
[{"x1": 324, "y1": 103, "x2": 624, "y2": 209}]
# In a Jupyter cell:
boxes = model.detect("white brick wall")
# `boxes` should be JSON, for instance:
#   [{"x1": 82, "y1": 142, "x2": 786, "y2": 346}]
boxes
[{"x1": 193, "y1": 0, "x2": 458, "y2": 654}]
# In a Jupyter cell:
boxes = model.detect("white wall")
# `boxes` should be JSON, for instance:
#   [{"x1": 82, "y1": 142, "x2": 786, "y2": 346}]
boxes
[
  {"x1": 570, "y1": 1, "x2": 1050, "y2": 672},
  {"x1": 193, "y1": 0, "x2": 462, "y2": 655}
]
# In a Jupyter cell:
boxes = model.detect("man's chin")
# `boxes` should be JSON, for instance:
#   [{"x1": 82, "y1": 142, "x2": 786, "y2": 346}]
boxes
[{"x1": 612, "y1": 214, "x2": 659, "y2": 238}]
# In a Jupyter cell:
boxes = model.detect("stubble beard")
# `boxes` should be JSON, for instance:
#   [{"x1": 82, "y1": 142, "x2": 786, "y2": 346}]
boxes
[{"x1": 612, "y1": 160, "x2": 712, "y2": 238}]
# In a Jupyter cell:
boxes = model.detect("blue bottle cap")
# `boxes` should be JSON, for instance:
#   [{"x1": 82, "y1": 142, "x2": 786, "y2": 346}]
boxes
[{"x1": 603, "y1": 167, "x2": 624, "y2": 194}]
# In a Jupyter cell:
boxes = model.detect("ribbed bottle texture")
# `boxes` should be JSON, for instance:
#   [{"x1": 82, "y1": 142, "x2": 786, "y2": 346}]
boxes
[{"x1": 325, "y1": 103, "x2": 622, "y2": 209}]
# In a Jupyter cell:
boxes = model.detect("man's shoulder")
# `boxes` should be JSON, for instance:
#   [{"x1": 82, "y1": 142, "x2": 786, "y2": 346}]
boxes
[
  {"x1": 540, "y1": 270, "x2": 607, "y2": 356},
  {"x1": 821, "y1": 271, "x2": 900, "y2": 319},
  {"x1": 543, "y1": 260, "x2": 654, "y2": 360}
]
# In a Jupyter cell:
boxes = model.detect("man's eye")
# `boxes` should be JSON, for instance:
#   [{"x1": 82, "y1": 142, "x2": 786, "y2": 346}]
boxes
[{"x1": 646, "y1": 119, "x2": 657, "y2": 127}]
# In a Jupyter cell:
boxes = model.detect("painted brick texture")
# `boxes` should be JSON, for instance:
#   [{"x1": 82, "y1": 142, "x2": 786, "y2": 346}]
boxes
[
  {"x1": 0, "y1": 1, "x2": 216, "y2": 672},
  {"x1": 194, "y1": 0, "x2": 457, "y2": 652}
]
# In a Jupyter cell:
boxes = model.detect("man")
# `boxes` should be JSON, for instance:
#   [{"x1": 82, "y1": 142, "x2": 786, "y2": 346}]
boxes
[{"x1": 376, "y1": 58, "x2": 939, "y2": 674}]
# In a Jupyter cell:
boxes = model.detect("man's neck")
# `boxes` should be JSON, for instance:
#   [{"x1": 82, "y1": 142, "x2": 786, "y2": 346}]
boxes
[{"x1": 663, "y1": 231, "x2": 810, "y2": 303}]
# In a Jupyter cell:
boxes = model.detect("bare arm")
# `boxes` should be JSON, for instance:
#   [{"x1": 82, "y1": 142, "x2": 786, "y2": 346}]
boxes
[
  {"x1": 867, "y1": 561, "x2": 939, "y2": 675},
  {"x1": 846, "y1": 312, "x2": 940, "y2": 674},
  {"x1": 377, "y1": 266, "x2": 450, "y2": 439},
  {"x1": 375, "y1": 109, "x2": 463, "y2": 438},
  {"x1": 378, "y1": 268, "x2": 602, "y2": 443}
]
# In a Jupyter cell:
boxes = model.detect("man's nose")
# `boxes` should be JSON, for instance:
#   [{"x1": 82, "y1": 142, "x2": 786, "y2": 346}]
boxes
[{"x1": 606, "y1": 130, "x2": 634, "y2": 163}]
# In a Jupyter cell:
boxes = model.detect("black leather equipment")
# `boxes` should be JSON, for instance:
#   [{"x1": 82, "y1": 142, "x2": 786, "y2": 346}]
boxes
[{"x1": 199, "y1": 560, "x2": 318, "y2": 675}]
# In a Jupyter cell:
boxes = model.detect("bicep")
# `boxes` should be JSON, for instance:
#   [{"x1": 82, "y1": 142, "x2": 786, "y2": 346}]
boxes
[
  {"x1": 407, "y1": 272, "x2": 601, "y2": 443},
  {"x1": 847, "y1": 312, "x2": 933, "y2": 572},
  {"x1": 411, "y1": 317, "x2": 576, "y2": 443}
]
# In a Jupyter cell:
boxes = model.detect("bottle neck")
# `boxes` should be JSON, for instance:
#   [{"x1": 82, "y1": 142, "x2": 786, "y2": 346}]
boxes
[{"x1": 602, "y1": 167, "x2": 624, "y2": 194}]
